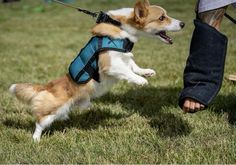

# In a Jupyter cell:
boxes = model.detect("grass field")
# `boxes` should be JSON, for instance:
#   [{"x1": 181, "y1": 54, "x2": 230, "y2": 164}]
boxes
[{"x1": 0, "y1": 0, "x2": 236, "y2": 163}]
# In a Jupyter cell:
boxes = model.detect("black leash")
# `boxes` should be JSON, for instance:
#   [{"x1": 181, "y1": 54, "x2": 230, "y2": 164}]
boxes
[
  {"x1": 53, "y1": 1, "x2": 236, "y2": 26},
  {"x1": 52, "y1": 0, "x2": 121, "y2": 26},
  {"x1": 52, "y1": 0, "x2": 97, "y2": 17},
  {"x1": 224, "y1": 13, "x2": 236, "y2": 24}
]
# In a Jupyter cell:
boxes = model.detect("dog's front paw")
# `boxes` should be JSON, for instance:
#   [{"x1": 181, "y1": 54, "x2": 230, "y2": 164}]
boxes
[
  {"x1": 33, "y1": 134, "x2": 41, "y2": 142},
  {"x1": 133, "y1": 77, "x2": 148, "y2": 86},
  {"x1": 141, "y1": 69, "x2": 156, "y2": 77}
]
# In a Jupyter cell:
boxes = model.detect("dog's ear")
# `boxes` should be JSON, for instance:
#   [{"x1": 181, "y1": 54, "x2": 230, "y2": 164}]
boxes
[
  {"x1": 134, "y1": 0, "x2": 149, "y2": 24},
  {"x1": 144, "y1": 0, "x2": 150, "y2": 6}
]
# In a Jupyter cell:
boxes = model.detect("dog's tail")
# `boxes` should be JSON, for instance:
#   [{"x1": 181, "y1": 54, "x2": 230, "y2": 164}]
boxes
[{"x1": 9, "y1": 83, "x2": 44, "y2": 104}]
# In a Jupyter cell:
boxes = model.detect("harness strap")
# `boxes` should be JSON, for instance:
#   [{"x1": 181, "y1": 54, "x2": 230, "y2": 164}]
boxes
[
  {"x1": 123, "y1": 38, "x2": 134, "y2": 52},
  {"x1": 96, "y1": 11, "x2": 121, "y2": 26},
  {"x1": 86, "y1": 38, "x2": 103, "y2": 82},
  {"x1": 75, "y1": 38, "x2": 103, "y2": 82},
  {"x1": 74, "y1": 55, "x2": 98, "y2": 82},
  {"x1": 98, "y1": 37, "x2": 103, "y2": 49}
]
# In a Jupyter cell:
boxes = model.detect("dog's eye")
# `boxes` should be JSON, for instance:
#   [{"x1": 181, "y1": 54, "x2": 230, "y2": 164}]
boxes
[{"x1": 159, "y1": 15, "x2": 165, "y2": 21}]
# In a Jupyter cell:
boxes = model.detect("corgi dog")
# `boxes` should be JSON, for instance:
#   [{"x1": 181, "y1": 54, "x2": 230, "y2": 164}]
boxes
[{"x1": 9, "y1": 0, "x2": 184, "y2": 141}]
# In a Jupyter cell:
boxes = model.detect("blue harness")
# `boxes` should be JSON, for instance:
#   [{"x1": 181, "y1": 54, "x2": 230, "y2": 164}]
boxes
[{"x1": 69, "y1": 36, "x2": 134, "y2": 84}]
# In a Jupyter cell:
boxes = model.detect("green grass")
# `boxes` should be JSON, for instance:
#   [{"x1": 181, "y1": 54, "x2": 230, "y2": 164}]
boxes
[{"x1": 1, "y1": 0, "x2": 236, "y2": 163}]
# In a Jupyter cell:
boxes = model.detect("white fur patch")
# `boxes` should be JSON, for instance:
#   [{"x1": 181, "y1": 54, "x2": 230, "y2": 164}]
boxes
[
  {"x1": 165, "y1": 18, "x2": 182, "y2": 31},
  {"x1": 120, "y1": 31, "x2": 138, "y2": 43},
  {"x1": 108, "y1": 8, "x2": 133, "y2": 17},
  {"x1": 56, "y1": 100, "x2": 73, "y2": 120},
  {"x1": 33, "y1": 123, "x2": 44, "y2": 142},
  {"x1": 9, "y1": 84, "x2": 16, "y2": 94},
  {"x1": 33, "y1": 115, "x2": 56, "y2": 142},
  {"x1": 105, "y1": 51, "x2": 148, "y2": 85},
  {"x1": 121, "y1": 24, "x2": 138, "y2": 35}
]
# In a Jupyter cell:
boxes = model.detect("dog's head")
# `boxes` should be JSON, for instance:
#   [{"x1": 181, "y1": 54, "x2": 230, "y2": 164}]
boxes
[
  {"x1": 133, "y1": 0, "x2": 185, "y2": 44},
  {"x1": 109, "y1": 0, "x2": 185, "y2": 44}
]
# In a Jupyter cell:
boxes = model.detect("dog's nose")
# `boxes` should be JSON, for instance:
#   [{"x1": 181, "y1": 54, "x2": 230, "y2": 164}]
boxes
[{"x1": 180, "y1": 22, "x2": 185, "y2": 28}]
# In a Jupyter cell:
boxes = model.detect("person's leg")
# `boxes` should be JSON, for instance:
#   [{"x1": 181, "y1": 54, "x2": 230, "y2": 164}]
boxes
[
  {"x1": 180, "y1": 5, "x2": 228, "y2": 113},
  {"x1": 198, "y1": 6, "x2": 227, "y2": 31}
]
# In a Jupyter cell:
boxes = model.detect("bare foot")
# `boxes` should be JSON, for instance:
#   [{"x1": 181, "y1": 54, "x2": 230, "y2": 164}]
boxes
[{"x1": 182, "y1": 98, "x2": 205, "y2": 113}]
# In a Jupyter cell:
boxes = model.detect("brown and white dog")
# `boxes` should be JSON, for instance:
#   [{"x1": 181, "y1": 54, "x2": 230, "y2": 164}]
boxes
[{"x1": 9, "y1": 0, "x2": 184, "y2": 141}]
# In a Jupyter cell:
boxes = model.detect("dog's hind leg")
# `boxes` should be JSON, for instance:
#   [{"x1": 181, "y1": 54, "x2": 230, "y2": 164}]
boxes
[
  {"x1": 33, "y1": 115, "x2": 56, "y2": 142},
  {"x1": 32, "y1": 99, "x2": 75, "y2": 141}
]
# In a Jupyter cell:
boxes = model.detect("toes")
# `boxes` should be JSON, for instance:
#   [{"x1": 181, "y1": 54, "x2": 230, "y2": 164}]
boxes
[
  {"x1": 143, "y1": 69, "x2": 156, "y2": 77},
  {"x1": 189, "y1": 101, "x2": 195, "y2": 112},
  {"x1": 182, "y1": 98, "x2": 205, "y2": 113},
  {"x1": 200, "y1": 104, "x2": 205, "y2": 110},
  {"x1": 134, "y1": 77, "x2": 148, "y2": 86},
  {"x1": 183, "y1": 100, "x2": 190, "y2": 113},
  {"x1": 195, "y1": 103, "x2": 201, "y2": 111},
  {"x1": 33, "y1": 135, "x2": 41, "y2": 142},
  {"x1": 144, "y1": 72, "x2": 155, "y2": 77}
]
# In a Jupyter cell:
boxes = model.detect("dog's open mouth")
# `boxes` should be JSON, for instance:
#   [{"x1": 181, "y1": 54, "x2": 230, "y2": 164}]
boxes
[{"x1": 156, "y1": 31, "x2": 173, "y2": 44}]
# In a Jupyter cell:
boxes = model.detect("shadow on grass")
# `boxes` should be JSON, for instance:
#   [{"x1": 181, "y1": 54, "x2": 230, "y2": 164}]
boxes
[
  {"x1": 3, "y1": 86, "x2": 193, "y2": 137},
  {"x1": 2, "y1": 108, "x2": 127, "y2": 132},
  {"x1": 2, "y1": 118, "x2": 35, "y2": 130},
  {"x1": 149, "y1": 114, "x2": 192, "y2": 137},
  {"x1": 99, "y1": 86, "x2": 181, "y2": 117},
  {"x1": 3, "y1": 84, "x2": 236, "y2": 139},
  {"x1": 211, "y1": 93, "x2": 236, "y2": 125},
  {"x1": 99, "y1": 86, "x2": 192, "y2": 137},
  {"x1": 49, "y1": 108, "x2": 129, "y2": 133}
]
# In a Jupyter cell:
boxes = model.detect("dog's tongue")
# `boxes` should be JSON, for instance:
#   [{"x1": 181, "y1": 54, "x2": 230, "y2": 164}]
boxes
[{"x1": 158, "y1": 31, "x2": 173, "y2": 44}]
